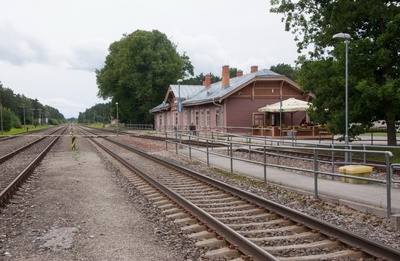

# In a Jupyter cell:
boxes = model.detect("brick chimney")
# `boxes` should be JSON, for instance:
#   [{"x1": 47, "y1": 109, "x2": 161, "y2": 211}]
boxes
[
  {"x1": 203, "y1": 74, "x2": 211, "y2": 87},
  {"x1": 222, "y1": 65, "x2": 230, "y2": 87},
  {"x1": 236, "y1": 70, "x2": 243, "y2": 77},
  {"x1": 251, "y1": 66, "x2": 258, "y2": 73}
]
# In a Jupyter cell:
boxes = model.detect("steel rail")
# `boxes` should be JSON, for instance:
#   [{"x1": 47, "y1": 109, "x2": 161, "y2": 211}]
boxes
[
  {"x1": 0, "y1": 126, "x2": 66, "y2": 205},
  {"x1": 100, "y1": 136, "x2": 400, "y2": 261},
  {"x1": 0, "y1": 126, "x2": 66, "y2": 163},
  {"x1": 88, "y1": 136, "x2": 279, "y2": 260}
]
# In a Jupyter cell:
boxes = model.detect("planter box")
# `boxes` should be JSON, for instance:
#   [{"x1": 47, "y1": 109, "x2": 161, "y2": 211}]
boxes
[{"x1": 252, "y1": 129, "x2": 262, "y2": 136}]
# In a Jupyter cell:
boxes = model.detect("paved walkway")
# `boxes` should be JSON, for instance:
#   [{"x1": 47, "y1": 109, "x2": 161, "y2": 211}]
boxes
[{"x1": 176, "y1": 144, "x2": 400, "y2": 219}]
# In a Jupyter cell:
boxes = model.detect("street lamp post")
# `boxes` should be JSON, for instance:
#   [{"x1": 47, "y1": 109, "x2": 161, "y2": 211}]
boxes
[
  {"x1": 116, "y1": 102, "x2": 119, "y2": 136},
  {"x1": 333, "y1": 32, "x2": 351, "y2": 162},
  {"x1": 177, "y1": 79, "x2": 183, "y2": 131}
]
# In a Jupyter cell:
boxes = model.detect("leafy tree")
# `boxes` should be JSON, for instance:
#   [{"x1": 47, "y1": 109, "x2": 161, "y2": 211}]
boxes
[
  {"x1": 229, "y1": 67, "x2": 238, "y2": 78},
  {"x1": 78, "y1": 103, "x2": 111, "y2": 124},
  {"x1": 2, "y1": 108, "x2": 14, "y2": 132},
  {"x1": 44, "y1": 105, "x2": 65, "y2": 125},
  {"x1": 96, "y1": 30, "x2": 193, "y2": 124},
  {"x1": 0, "y1": 83, "x2": 64, "y2": 129},
  {"x1": 181, "y1": 52, "x2": 194, "y2": 79},
  {"x1": 183, "y1": 73, "x2": 221, "y2": 85},
  {"x1": 1, "y1": 107, "x2": 21, "y2": 131},
  {"x1": 270, "y1": 0, "x2": 400, "y2": 145},
  {"x1": 270, "y1": 63, "x2": 297, "y2": 81}
]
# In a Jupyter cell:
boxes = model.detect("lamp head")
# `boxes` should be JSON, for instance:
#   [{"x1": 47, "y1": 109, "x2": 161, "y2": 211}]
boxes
[
  {"x1": 177, "y1": 79, "x2": 183, "y2": 83},
  {"x1": 333, "y1": 33, "x2": 351, "y2": 40}
]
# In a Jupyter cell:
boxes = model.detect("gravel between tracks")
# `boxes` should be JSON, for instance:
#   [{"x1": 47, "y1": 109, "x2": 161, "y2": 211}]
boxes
[{"x1": 0, "y1": 135, "x2": 192, "y2": 260}]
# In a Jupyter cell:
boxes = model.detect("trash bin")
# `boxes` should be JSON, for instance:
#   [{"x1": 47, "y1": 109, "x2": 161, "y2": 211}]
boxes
[{"x1": 339, "y1": 165, "x2": 373, "y2": 184}]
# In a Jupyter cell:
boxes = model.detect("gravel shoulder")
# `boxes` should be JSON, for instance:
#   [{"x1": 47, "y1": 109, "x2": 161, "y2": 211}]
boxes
[{"x1": 0, "y1": 135, "x2": 182, "y2": 260}]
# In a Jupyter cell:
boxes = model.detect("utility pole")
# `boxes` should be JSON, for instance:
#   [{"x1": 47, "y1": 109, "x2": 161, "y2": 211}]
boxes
[
  {"x1": 0, "y1": 82, "x2": 4, "y2": 135},
  {"x1": 21, "y1": 103, "x2": 27, "y2": 131},
  {"x1": 0, "y1": 83, "x2": 3, "y2": 135},
  {"x1": 38, "y1": 109, "x2": 42, "y2": 126},
  {"x1": 30, "y1": 108, "x2": 35, "y2": 127},
  {"x1": 0, "y1": 103, "x2": 3, "y2": 135}
]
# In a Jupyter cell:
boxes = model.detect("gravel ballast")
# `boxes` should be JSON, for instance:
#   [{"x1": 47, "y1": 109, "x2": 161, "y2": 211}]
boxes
[
  {"x1": 0, "y1": 135, "x2": 184, "y2": 260},
  {"x1": 1, "y1": 131, "x2": 399, "y2": 260}
]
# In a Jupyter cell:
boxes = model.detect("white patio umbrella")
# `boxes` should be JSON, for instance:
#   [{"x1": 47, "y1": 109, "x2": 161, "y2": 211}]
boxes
[
  {"x1": 258, "y1": 97, "x2": 310, "y2": 113},
  {"x1": 258, "y1": 98, "x2": 311, "y2": 126}
]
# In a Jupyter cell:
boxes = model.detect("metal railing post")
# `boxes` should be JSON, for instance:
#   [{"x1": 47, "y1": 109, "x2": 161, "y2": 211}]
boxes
[
  {"x1": 189, "y1": 135, "x2": 192, "y2": 159},
  {"x1": 165, "y1": 132, "x2": 168, "y2": 151},
  {"x1": 230, "y1": 142, "x2": 233, "y2": 174},
  {"x1": 206, "y1": 139, "x2": 210, "y2": 166},
  {"x1": 349, "y1": 144, "x2": 352, "y2": 163},
  {"x1": 263, "y1": 145, "x2": 267, "y2": 186},
  {"x1": 314, "y1": 149, "x2": 319, "y2": 199},
  {"x1": 386, "y1": 153, "x2": 392, "y2": 219},
  {"x1": 362, "y1": 145, "x2": 367, "y2": 163},
  {"x1": 249, "y1": 143, "x2": 251, "y2": 161}
]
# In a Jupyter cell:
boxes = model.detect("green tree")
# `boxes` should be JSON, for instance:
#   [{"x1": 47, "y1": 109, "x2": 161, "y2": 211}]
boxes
[
  {"x1": 1, "y1": 108, "x2": 21, "y2": 131},
  {"x1": 78, "y1": 103, "x2": 111, "y2": 124},
  {"x1": 2, "y1": 108, "x2": 13, "y2": 132},
  {"x1": 96, "y1": 30, "x2": 192, "y2": 124},
  {"x1": 229, "y1": 67, "x2": 238, "y2": 78},
  {"x1": 44, "y1": 105, "x2": 65, "y2": 125},
  {"x1": 183, "y1": 73, "x2": 221, "y2": 85},
  {"x1": 271, "y1": 0, "x2": 400, "y2": 145},
  {"x1": 270, "y1": 63, "x2": 296, "y2": 81}
]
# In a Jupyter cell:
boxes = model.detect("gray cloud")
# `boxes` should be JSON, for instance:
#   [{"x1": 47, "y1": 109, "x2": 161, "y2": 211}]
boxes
[
  {"x1": 0, "y1": 22, "x2": 50, "y2": 65},
  {"x1": 65, "y1": 44, "x2": 107, "y2": 72}
]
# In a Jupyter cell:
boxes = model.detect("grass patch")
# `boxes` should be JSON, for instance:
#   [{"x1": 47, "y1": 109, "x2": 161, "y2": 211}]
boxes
[
  {"x1": 359, "y1": 132, "x2": 400, "y2": 137},
  {"x1": 1, "y1": 125, "x2": 48, "y2": 135}
]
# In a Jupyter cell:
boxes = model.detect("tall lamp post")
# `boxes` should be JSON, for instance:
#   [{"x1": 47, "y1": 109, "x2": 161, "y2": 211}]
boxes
[
  {"x1": 333, "y1": 32, "x2": 351, "y2": 162},
  {"x1": 177, "y1": 79, "x2": 183, "y2": 131},
  {"x1": 116, "y1": 102, "x2": 119, "y2": 136}
]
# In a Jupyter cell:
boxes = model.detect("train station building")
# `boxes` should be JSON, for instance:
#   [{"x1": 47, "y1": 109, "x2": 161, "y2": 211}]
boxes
[{"x1": 149, "y1": 65, "x2": 315, "y2": 136}]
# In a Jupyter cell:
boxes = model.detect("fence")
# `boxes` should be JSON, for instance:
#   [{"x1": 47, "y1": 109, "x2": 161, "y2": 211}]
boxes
[
  {"x1": 124, "y1": 124, "x2": 153, "y2": 130},
  {"x1": 163, "y1": 131, "x2": 398, "y2": 218}
]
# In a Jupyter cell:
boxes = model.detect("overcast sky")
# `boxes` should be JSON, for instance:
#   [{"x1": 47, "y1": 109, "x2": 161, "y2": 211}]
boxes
[{"x1": 0, "y1": 0, "x2": 299, "y2": 118}]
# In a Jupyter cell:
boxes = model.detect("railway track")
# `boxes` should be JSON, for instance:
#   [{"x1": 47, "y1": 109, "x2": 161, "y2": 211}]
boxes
[
  {"x1": 84, "y1": 126, "x2": 394, "y2": 164},
  {"x1": 82, "y1": 126, "x2": 395, "y2": 176},
  {"x1": 79, "y1": 126, "x2": 400, "y2": 260},
  {"x1": 0, "y1": 125, "x2": 68, "y2": 205},
  {"x1": 80, "y1": 126, "x2": 226, "y2": 148}
]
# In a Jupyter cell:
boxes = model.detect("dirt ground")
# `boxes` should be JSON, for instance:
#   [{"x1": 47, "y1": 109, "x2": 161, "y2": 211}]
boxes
[{"x1": 0, "y1": 135, "x2": 183, "y2": 260}]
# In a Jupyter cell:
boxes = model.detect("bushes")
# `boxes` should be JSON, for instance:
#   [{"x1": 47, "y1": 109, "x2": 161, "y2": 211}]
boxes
[
  {"x1": 48, "y1": 118, "x2": 60, "y2": 125},
  {"x1": 1, "y1": 107, "x2": 21, "y2": 131}
]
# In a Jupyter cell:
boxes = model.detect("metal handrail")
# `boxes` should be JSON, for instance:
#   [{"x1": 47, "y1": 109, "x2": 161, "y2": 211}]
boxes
[{"x1": 166, "y1": 132, "x2": 395, "y2": 218}]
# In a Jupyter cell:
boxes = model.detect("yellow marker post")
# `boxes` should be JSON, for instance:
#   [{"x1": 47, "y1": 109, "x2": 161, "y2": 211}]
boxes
[{"x1": 71, "y1": 135, "x2": 76, "y2": 150}]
